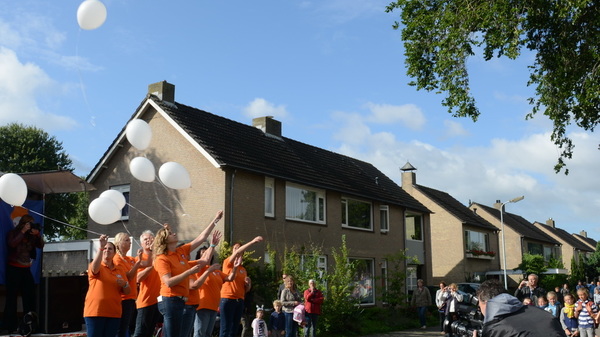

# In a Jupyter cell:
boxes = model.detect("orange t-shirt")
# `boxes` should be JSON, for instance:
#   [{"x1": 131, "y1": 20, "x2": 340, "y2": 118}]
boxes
[
  {"x1": 154, "y1": 243, "x2": 192, "y2": 297},
  {"x1": 84, "y1": 261, "x2": 127, "y2": 318},
  {"x1": 136, "y1": 252, "x2": 161, "y2": 309},
  {"x1": 198, "y1": 265, "x2": 229, "y2": 311},
  {"x1": 114, "y1": 254, "x2": 138, "y2": 300},
  {"x1": 220, "y1": 256, "x2": 246, "y2": 300}
]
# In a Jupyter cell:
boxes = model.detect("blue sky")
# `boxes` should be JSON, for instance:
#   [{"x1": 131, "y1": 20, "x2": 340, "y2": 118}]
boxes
[{"x1": 1, "y1": 0, "x2": 599, "y2": 238}]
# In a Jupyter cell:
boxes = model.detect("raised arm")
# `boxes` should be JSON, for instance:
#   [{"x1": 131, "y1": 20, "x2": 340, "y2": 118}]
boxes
[
  {"x1": 190, "y1": 210, "x2": 223, "y2": 251},
  {"x1": 231, "y1": 235, "x2": 264, "y2": 259},
  {"x1": 90, "y1": 235, "x2": 108, "y2": 274}
]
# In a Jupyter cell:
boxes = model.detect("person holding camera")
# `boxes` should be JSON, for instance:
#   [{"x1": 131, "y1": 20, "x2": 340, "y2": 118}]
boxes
[
  {"x1": 514, "y1": 273, "x2": 546, "y2": 304},
  {"x1": 439, "y1": 283, "x2": 463, "y2": 336},
  {"x1": 475, "y1": 279, "x2": 564, "y2": 337},
  {"x1": 1, "y1": 214, "x2": 44, "y2": 334}
]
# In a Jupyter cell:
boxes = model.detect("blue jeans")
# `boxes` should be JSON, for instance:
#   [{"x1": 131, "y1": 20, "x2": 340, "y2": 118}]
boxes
[
  {"x1": 219, "y1": 298, "x2": 244, "y2": 337},
  {"x1": 304, "y1": 313, "x2": 318, "y2": 337},
  {"x1": 417, "y1": 306, "x2": 427, "y2": 327},
  {"x1": 118, "y1": 299, "x2": 136, "y2": 337},
  {"x1": 284, "y1": 312, "x2": 297, "y2": 337},
  {"x1": 181, "y1": 304, "x2": 197, "y2": 337},
  {"x1": 133, "y1": 303, "x2": 162, "y2": 337},
  {"x1": 158, "y1": 296, "x2": 186, "y2": 337},
  {"x1": 194, "y1": 309, "x2": 217, "y2": 337},
  {"x1": 85, "y1": 316, "x2": 120, "y2": 337}
]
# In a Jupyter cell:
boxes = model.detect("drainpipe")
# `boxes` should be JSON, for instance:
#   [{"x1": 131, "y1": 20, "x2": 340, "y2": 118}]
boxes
[{"x1": 229, "y1": 169, "x2": 236, "y2": 243}]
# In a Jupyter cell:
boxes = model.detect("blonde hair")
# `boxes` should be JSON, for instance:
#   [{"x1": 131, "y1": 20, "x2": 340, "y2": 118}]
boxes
[
  {"x1": 153, "y1": 227, "x2": 170, "y2": 256},
  {"x1": 273, "y1": 300, "x2": 282, "y2": 307},
  {"x1": 577, "y1": 287, "x2": 590, "y2": 297},
  {"x1": 114, "y1": 232, "x2": 129, "y2": 256}
]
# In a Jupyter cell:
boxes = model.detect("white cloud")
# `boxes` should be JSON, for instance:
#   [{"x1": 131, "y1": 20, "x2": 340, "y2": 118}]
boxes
[
  {"x1": 365, "y1": 102, "x2": 426, "y2": 130},
  {"x1": 443, "y1": 120, "x2": 469, "y2": 137},
  {"x1": 329, "y1": 106, "x2": 600, "y2": 234},
  {"x1": 0, "y1": 47, "x2": 77, "y2": 130},
  {"x1": 243, "y1": 98, "x2": 289, "y2": 120}
]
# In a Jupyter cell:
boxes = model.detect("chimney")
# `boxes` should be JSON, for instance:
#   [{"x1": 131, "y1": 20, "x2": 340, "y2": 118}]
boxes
[
  {"x1": 399, "y1": 162, "x2": 416, "y2": 192},
  {"x1": 546, "y1": 218, "x2": 555, "y2": 228},
  {"x1": 148, "y1": 81, "x2": 175, "y2": 102},
  {"x1": 253, "y1": 116, "x2": 281, "y2": 137},
  {"x1": 580, "y1": 230, "x2": 588, "y2": 238},
  {"x1": 493, "y1": 200, "x2": 502, "y2": 210}
]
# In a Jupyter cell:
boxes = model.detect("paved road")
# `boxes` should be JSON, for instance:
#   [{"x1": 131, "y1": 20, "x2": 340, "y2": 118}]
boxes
[{"x1": 363, "y1": 326, "x2": 443, "y2": 337}]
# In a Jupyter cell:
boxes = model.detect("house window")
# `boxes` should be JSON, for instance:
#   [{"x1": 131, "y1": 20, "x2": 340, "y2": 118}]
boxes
[
  {"x1": 111, "y1": 184, "x2": 130, "y2": 220},
  {"x1": 380, "y1": 205, "x2": 389, "y2": 232},
  {"x1": 406, "y1": 266, "x2": 417, "y2": 291},
  {"x1": 341, "y1": 197, "x2": 372, "y2": 230},
  {"x1": 265, "y1": 177, "x2": 274, "y2": 217},
  {"x1": 285, "y1": 184, "x2": 325, "y2": 224},
  {"x1": 350, "y1": 258, "x2": 375, "y2": 305},
  {"x1": 405, "y1": 213, "x2": 422, "y2": 241},
  {"x1": 464, "y1": 230, "x2": 489, "y2": 252}
]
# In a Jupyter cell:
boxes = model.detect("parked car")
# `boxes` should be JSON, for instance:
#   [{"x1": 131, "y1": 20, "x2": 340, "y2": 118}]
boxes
[{"x1": 457, "y1": 282, "x2": 480, "y2": 295}]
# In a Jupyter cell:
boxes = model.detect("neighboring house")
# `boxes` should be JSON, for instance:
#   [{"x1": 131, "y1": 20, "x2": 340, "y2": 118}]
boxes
[
  {"x1": 85, "y1": 81, "x2": 430, "y2": 306},
  {"x1": 533, "y1": 219, "x2": 594, "y2": 270},
  {"x1": 400, "y1": 163, "x2": 500, "y2": 286},
  {"x1": 573, "y1": 230, "x2": 598, "y2": 251},
  {"x1": 469, "y1": 202, "x2": 561, "y2": 288}
]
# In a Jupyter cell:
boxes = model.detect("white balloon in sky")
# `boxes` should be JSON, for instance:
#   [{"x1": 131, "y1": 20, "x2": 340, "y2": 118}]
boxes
[
  {"x1": 0, "y1": 173, "x2": 28, "y2": 206},
  {"x1": 88, "y1": 197, "x2": 121, "y2": 225},
  {"x1": 100, "y1": 189, "x2": 126, "y2": 210},
  {"x1": 159, "y1": 162, "x2": 191, "y2": 189},
  {"x1": 125, "y1": 119, "x2": 153, "y2": 151},
  {"x1": 130, "y1": 157, "x2": 156, "y2": 182},
  {"x1": 77, "y1": 0, "x2": 107, "y2": 30}
]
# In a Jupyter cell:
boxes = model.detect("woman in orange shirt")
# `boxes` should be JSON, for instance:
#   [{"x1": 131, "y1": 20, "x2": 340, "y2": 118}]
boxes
[
  {"x1": 153, "y1": 210, "x2": 223, "y2": 337},
  {"x1": 84, "y1": 235, "x2": 130, "y2": 337},
  {"x1": 114, "y1": 232, "x2": 142, "y2": 337}
]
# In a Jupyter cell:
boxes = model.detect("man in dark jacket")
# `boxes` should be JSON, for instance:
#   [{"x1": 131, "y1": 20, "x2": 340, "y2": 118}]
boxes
[
  {"x1": 476, "y1": 279, "x2": 564, "y2": 337},
  {"x1": 513, "y1": 273, "x2": 547, "y2": 304}
]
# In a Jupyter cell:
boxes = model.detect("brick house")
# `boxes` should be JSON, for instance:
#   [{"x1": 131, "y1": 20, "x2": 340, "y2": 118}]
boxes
[
  {"x1": 400, "y1": 163, "x2": 500, "y2": 285},
  {"x1": 533, "y1": 219, "x2": 594, "y2": 270},
  {"x1": 85, "y1": 81, "x2": 430, "y2": 305},
  {"x1": 573, "y1": 230, "x2": 598, "y2": 251},
  {"x1": 469, "y1": 202, "x2": 561, "y2": 287}
]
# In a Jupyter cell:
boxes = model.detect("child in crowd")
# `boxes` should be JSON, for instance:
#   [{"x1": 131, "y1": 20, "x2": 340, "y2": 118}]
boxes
[
  {"x1": 547, "y1": 291, "x2": 562, "y2": 318},
  {"x1": 538, "y1": 296, "x2": 549, "y2": 311},
  {"x1": 269, "y1": 300, "x2": 285, "y2": 336},
  {"x1": 561, "y1": 294, "x2": 579, "y2": 336},
  {"x1": 575, "y1": 288, "x2": 597, "y2": 337},
  {"x1": 252, "y1": 306, "x2": 268, "y2": 337}
]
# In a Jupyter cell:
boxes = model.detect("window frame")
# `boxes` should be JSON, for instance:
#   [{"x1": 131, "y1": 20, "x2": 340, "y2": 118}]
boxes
[
  {"x1": 110, "y1": 184, "x2": 130, "y2": 220},
  {"x1": 341, "y1": 197, "x2": 373, "y2": 231},
  {"x1": 285, "y1": 183, "x2": 326, "y2": 224},
  {"x1": 349, "y1": 257, "x2": 375, "y2": 305},
  {"x1": 380, "y1": 205, "x2": 389, "y2": 233},
  {"x1": 405, "y1": 212, "x2": 423, "y2": 241},
  {"x1": 464, "y1": 230, "x2": 490, "y2": 252},
  {"x1": 264, "y1": 177, "x2": 275, "y2": 218}
]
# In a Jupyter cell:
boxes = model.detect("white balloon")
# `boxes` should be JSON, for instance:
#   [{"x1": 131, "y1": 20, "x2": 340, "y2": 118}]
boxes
[
  {"x1": 0, "y1": 173, "x2": 28, "y2": 206},
  {"x1": 125, "y1": 119, "x2": 153, "y2": 151},
  {"x1": 77, "y1": 0, "x2": 107, "y2": 30},
  {"x1": 100, "y1": 189, "x2": 126, "y2": 210},
  {"x1": 130, "y1": 157, "x2": 156, "y2": 182},
  {"x1": 159, "y1": 162, "x2": 191, "y2": 189},
  {"x1": 88, "y1": 197, "x2": 121, "y2": 225}
]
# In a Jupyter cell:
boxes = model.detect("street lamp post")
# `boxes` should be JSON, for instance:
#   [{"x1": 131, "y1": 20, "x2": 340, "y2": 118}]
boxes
[{"x1": 500, "y1": 195, "x2": 524, "y2": 288}]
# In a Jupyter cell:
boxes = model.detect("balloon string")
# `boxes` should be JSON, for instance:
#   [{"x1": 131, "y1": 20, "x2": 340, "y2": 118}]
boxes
[
  {"x1": 119, "y1": 219, "x2": 140, "y2": 248},
  {"x1": 75, "y1": 27, "x2": 96, "y2": 127},
  {"x1": 154, "y1": 178, "x2": 188, "y2": 216},
  {"x1": 126, "y1": 202, "x2": 163, "y2": 228},
  {"x1": 26, "y1": 208, "x2": 104, "y2": 236}
]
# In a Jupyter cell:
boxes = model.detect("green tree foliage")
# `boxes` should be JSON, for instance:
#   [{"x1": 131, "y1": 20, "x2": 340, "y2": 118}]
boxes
[
  {"x1": 378, "y1": 250, "x2": 417, "y2": 308},
  {"x1": 570, "y1": 253, "x2": 586, "y2": 284},
  {"x1": 516, "y1": 253, "x2": 546, "y2": 277},
  {"x1": 386, "y1": 0, "x2": 600, "y2": 173},
  {"x1": 541, "y1": 257, "x2": 568, "y2": 290},
  {"x1": 0, "y1": 123, "x2": 88, "y2": 241},
  {"x1": 582, "y1": 242, "x2": 600, "y2": 278}
]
